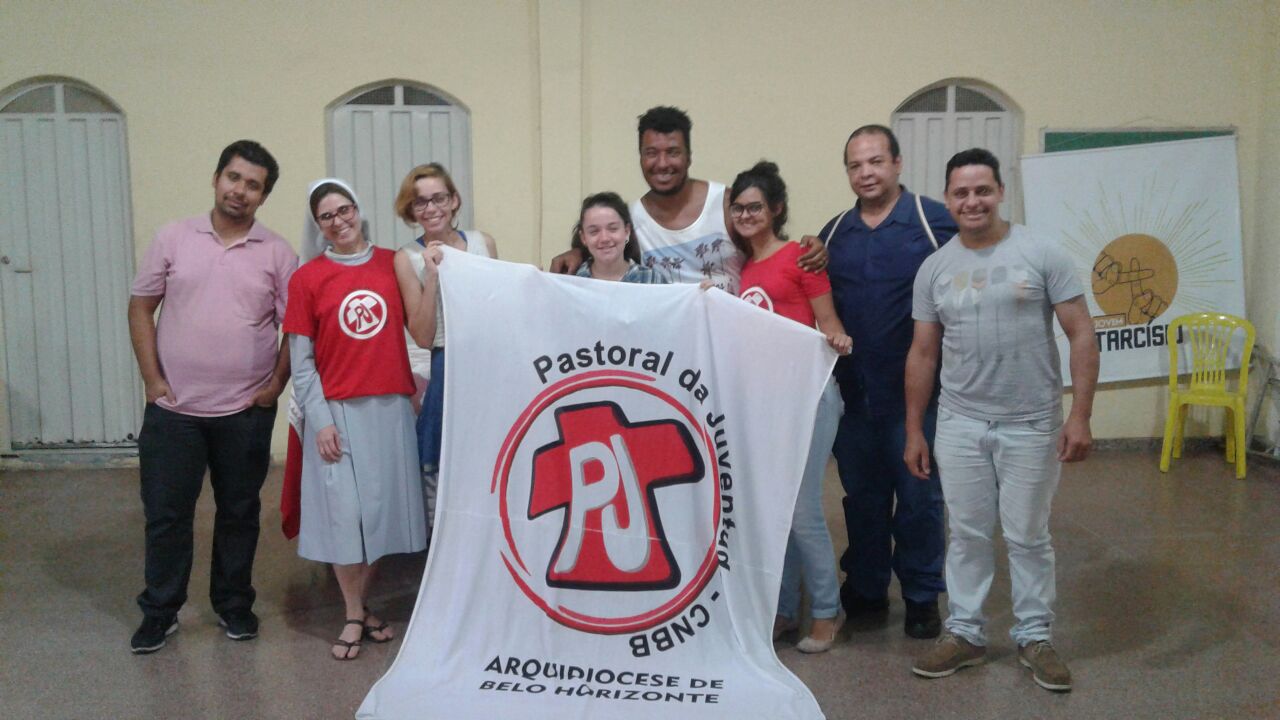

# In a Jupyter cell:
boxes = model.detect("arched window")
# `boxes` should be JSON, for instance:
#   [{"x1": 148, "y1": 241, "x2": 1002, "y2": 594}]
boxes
[
  {"x1": 328, "y1": 82, "x2": 473, "y2": 248},
  {"x1": 892, "y1": 81, "x2": 1023, "y2": 219},
  {"x1": 0, "y1": 78, "x2": 141, "y2": 447}
]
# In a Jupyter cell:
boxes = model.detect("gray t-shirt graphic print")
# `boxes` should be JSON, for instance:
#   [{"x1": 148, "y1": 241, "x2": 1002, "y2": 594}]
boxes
[{"x1": 912, "y1": 224, "x2": 1084, "y2": 423}]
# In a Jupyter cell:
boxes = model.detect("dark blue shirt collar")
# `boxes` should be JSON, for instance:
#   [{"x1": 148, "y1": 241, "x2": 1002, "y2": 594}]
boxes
[{"x1": 850, "y1": 185, "x2": 916, "y2": 230}]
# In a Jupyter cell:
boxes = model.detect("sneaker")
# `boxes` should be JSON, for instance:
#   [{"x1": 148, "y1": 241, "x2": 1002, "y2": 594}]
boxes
[
  {"x1": 912, "y1": 632, "x2": 986, "y2": 678},
  {"x1": 131, "y1": 616, "x2": 178, "y2": 655},
  {"x1": 1019, "y1": 640, "x2": 1072, "y2": 692},
  {"x1": 904, "y1": 599, "x2": 942, "y2": 639},
  {"x1": 218, "y1": 608, "x2": 259, "y2": 641}
]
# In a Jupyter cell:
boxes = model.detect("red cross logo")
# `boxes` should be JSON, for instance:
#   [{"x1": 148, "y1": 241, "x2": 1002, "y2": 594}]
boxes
[
  {"x1": 495, "y1": 370, "x2": 722, "y2": 633},
  {"x1": 528, "y1": 401, "x2": 703, "y2": 590}
]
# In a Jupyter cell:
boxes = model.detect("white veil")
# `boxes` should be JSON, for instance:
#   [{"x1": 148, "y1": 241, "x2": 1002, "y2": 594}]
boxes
[{"x1": 301, "y1": 177, "x2": 372, "y2": 261}]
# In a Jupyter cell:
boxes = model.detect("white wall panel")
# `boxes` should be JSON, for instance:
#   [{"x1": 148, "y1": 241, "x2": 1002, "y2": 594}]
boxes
[
  {"x1": 27, "y1": 117, "x2": 74, "y2": 443},
  {"x1": 0, "y1": 118, "x2": 41, "y2": 443},
  {"x1": 925, "y1": 115, "x2": 947, "y2": 196},
  {"x1": 61, "y1": 117, "x2": 107, "y2": 442},
  {"x1": 98, "y1": 118, "x2": 142, "y2": 442}
]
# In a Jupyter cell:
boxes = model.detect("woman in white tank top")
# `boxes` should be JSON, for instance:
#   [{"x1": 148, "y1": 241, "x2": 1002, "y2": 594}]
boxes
[{"x1": 393, "y1": 163, "x2": 499, "y2": 533}]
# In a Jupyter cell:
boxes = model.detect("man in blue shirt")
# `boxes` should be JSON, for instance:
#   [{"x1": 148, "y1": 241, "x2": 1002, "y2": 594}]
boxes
[{"x1": 815, "y1": 125, "x2": 955, "y2": 639}]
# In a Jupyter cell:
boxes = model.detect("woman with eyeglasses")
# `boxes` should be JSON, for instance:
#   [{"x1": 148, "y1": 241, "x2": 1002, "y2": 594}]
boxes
[
  {"x1": 392, "y1": 164, "x2": 498, "y2": 535},
  {"x1": 571, "y1": 191, "x2": 669, "y2": 284},
  {"x1": 284, "y1": 178, "x2": 436, "y2": 660},
  {"x1": 728, "y1": 161, "x2": 852, "y2": 654}
]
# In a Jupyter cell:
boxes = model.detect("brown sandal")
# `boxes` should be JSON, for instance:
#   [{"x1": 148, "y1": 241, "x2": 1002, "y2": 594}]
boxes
[
  {"x1": 363, "y1": 605, "x2": 393, "y2": 643},
  {"x1": 331, "y1": 619, "x2": 364, "y2": 661}
]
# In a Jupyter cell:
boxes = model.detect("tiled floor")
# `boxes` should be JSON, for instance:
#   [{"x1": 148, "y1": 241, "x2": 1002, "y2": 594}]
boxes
[{"x1": 3, "y1": 448, "x2": 1277, "y2": 719}]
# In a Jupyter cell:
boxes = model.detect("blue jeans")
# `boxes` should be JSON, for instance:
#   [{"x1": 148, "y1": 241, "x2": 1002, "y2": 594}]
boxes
[
  {"x1": 833, "y1": 385, "x2": 945, "y2": 603},
  {"x1": 933, "y1": 406, "x2": 1061, "y2": 646},
  {"x1": 777, "y1": 379, "x2": 843, "y2": 621},
  {"x1": 416, "y1": 348, "x2": 446, "y2": 473},
  {"x1": 415, "y1": 349, "x2": 445, "y2": 532}
]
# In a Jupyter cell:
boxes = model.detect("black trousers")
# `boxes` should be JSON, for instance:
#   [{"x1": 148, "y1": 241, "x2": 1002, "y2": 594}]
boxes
[{"x1": 136, "y1": 403, "x2": 276, "y2": 619}]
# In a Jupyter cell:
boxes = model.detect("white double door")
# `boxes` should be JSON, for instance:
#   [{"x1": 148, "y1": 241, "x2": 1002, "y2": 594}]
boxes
[
  {"x1": 893, "y1": 91, "x2": 1021, "y2": 219},
  {"x1": 330, "y1": 102, "x2": 473, "y2": 249},
  {"x1": 0, "y1": 109, "x2": 141, "y2": 446}
]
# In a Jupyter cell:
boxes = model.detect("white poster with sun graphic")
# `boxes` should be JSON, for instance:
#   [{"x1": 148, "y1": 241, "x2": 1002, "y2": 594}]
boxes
[
  {"x1": 358, "y1": 248, "x2": 834, "y2": 720},
  {"x1": 1022, "y1": 135, "x2": 1246, "y2": 384}
]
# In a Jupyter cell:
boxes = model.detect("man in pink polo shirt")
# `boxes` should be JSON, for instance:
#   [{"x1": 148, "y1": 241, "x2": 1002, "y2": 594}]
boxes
[{"x1": 127, "y1": 140, "x2": 297, "y2": 654}]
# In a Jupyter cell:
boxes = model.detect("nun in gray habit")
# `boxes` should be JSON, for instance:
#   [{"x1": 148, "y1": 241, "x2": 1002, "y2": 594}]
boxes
[{"x1": 287, "y1": 177, "x2": 436, "y2": 660}]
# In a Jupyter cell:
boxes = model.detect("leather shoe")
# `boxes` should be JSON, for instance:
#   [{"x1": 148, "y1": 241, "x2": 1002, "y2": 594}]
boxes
[
  {"x1": 839, "y1": 583, "x2": 889, "y2": 626},
  {"x1": 904, "y1": 599, "x2": 941, "y2": 639}
]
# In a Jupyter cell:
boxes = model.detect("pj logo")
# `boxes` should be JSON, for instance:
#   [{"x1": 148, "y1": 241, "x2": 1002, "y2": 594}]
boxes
[
  {"x1": 528, "y1": 402, "x2": 702, "y2": 590},
  {"x1": 338, "y1": 289, "x2": 387, "y2": 340},
  {"x1": 494, "y1": 370, "x2": 721, "y2": 634}
]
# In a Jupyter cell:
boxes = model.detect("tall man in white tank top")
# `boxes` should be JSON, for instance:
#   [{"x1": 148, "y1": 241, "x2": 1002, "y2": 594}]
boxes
[
  {"x1": 551, "y1": 106, "x2": 827, "y2": 288},
  {"x1": 628, "y1": 106, "x2": 739, "y2": 291}
]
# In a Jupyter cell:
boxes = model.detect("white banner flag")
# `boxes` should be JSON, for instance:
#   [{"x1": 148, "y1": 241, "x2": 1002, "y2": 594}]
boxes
[
  {"x1": 358, "y1": 248, "x2": 835, "y2": 720},
  {"x1": 1022, "y1": 136, "x2": 1247, "y2": 383}
]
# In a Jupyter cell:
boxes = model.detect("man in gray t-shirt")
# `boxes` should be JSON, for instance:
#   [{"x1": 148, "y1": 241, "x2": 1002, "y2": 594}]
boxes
[
  {"x1": 903, "y1": 149, "x2": 1099, "y2": 693},
  {"x1": 912, "y1": 223, "x2": 1081, "y2": 424}
]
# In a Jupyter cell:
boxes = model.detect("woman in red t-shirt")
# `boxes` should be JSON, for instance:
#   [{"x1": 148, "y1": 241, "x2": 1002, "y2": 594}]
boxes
[
  {"x1": 729, "y1": 161, "x2": 851, "y2": 653},
  {"x1": 284, "y1": 179, "x2": 437, "y2": 661}
]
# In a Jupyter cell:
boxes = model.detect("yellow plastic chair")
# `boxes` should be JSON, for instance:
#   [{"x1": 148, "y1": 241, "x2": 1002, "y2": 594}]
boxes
[{"x1": 1159, "y1": 313, "x2": 1255, "y2": 479}]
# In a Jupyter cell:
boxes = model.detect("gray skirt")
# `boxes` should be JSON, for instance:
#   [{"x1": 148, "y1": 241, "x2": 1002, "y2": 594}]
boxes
[{"x1": 298, "y1": 394, "x2": 427, "y2": 565}]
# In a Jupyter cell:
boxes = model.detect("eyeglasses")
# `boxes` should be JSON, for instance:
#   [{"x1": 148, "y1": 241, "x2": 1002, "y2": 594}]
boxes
[
  {"x1": 411, "y1": 192, "x2": 453, "y2": 213},
  {"x1": 728, "y1": 202, "x2": 766, "y2": 218},
  {"x1": 316, "y1": 204, "x2": 356, "y2": 226}
]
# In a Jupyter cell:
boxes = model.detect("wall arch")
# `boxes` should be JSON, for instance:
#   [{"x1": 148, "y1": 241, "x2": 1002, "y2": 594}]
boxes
[
  {"x1": 891, "y1": 78, "x2": 1023, "y2": 219},
  {"x1": 327, "y1": 80, "x2": 473, "y2": 247}
]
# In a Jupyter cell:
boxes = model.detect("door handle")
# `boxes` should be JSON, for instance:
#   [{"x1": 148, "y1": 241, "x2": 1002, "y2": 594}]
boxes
[{"x1": 0, "y1": 256, "x2": 32, "y2": 273}]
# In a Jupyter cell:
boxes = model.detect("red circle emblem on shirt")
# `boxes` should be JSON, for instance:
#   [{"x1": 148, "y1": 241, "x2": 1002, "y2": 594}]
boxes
[
  {"x1": 739, "y1": 286, "x2": 774, "y2": 313},
  {"x1": 338, "y1": 289, "x2": 388, "y2": 340}
]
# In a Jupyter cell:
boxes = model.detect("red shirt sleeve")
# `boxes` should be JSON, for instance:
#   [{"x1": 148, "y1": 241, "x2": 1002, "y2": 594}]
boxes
[
  {"x1": 281, "y1": 266, "x2": 315, "y2": 338},
  {"x1": 273, "y1": 244, "x2": 300, "y2": 327},
  {"x1": 795, "y1": 245, "x2": 832, "y2": 299}
]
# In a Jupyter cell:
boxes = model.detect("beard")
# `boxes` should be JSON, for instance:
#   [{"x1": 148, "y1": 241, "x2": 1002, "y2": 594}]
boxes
[{"x1": 216, "y1": 197, "x2": 251, "y2": 220}]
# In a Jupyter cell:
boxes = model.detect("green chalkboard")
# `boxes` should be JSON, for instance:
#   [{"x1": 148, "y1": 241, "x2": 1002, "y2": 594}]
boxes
[{"x1": 1043, "y1": 129, "x2": 1234, "y2": 153}]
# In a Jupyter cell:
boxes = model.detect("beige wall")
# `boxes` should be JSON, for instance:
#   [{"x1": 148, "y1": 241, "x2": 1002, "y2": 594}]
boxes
[
  {"x1": 2, "y1": 0, "x2": 542, "y2": 456},
  {"x1": 2, "y1": 0, "x2": 1276, "y2": 457},
  {"x1": 1252, "y1": 0, "x2": 1280, "y2": 445},
  {"x1": 577, "y1": 0, "x2": 1276, "y2": 442},
  {"x1": 2, "y1": 0, "x2": 541, "y2": 265}
]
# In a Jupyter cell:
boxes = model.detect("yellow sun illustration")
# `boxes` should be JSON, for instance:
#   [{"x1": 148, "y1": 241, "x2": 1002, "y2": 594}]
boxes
[
  {"x1": 1091, "y1": 233, "x2": 1178, "y2": 324},
  {"x1": 1057, "y1": 175, "x2": 1233, "y2": 329}
]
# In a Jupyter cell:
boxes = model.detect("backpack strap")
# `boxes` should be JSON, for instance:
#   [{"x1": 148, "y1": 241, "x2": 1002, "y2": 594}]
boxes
[
  {"x1": 823, "y1": 209, "x2": 851, "y2": 246},
  {"x1": 915, "y1": 192, "x2": 939, "y2": 250}
]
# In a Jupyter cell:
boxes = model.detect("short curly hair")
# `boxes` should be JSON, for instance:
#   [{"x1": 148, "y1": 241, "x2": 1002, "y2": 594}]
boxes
[
  {"x1": 394, "y1": 162, "x2": 461, "y2": 227},
  {"x1": 637, "y1": 106, "x2": 692, "y2": 154}
]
